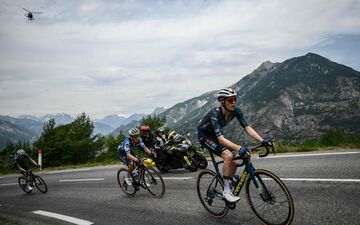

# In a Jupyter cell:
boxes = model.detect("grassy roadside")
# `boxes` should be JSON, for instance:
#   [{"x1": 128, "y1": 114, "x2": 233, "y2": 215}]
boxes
[{"x1": 0, "y1": 216, "x2": 21, "y2": 225}]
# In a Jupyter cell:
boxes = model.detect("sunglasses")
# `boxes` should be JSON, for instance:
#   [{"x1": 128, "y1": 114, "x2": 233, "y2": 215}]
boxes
[{"x1": 226, "y1": 97, "x2": 237, "y2": 104}]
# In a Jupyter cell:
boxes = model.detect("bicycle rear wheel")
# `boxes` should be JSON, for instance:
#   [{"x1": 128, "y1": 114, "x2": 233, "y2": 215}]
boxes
[
  {"x1": 34, "y1": 175, "x2": 48, "y2": 193},
  {"x1": 246, "y1": 169, "x2": 294, "y2": 225},
  {"x1": 196, "y1": 169, "x2": 229, "y2": 218},
  {"x1": 117, "y1": 168, "x2": 136, "y2": 196},
  {"x1": 143, "y1": 168, "x2": 165, "y2": 198},
  {"x1": 18, "y1": 177, "x2": 32, "y2": 194}
]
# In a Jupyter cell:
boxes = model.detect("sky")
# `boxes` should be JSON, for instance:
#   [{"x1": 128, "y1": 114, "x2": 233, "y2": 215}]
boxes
[{"x1": 0, "y1": 0, "x2": 359, "y2": 119}]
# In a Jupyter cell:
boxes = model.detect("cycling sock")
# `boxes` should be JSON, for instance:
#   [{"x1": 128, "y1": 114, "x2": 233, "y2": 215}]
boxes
[{"x1": 223, "y1": 176, "x2": 233, "y2": 193}]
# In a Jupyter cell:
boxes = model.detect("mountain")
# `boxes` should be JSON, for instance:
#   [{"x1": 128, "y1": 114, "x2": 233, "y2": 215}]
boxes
[
  {"x1": 160, "y1": 53, "x2": 360, "y2": 143},
  {"x1": 121, "y1": 113, "x2": 146, "y2": 126},
  {"x1": 93, "y1": 122, "x2": 115, "y2": 135},
  {"x1": 109, "y1": 120, "x2": 140, "y2": 137},
  {"x1": 39, "y1": 113, "x2": 74, "y2": 125},
  {"x1": 95, "y1": 114, "x2": 127, "y2": 129},
  {"x1": 0, "y1": 116, "x2": 42, "y2": 150},
  {"x1": 151, "y1": 107, "x2": 167, "y2": 115}
]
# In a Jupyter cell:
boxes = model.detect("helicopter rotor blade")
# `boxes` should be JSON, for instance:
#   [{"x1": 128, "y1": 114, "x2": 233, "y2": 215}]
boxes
[
  {"x1": 23, "y1": 8, "x2": 30, "y2": 12},
  {"x1": 32, "y1": 12, "x2": 43, "y2": 14}
]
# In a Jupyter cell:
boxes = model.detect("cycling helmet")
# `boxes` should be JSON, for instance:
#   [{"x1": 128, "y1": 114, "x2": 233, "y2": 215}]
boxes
[
  {"x1": 140, "y1": 125, "x2": 150, "y2": 133},
  {"x1": 156, "y1": 127, "x2": 164, "y2": 134},
  {"x1": 143, "y1": 158, "x2": 156, "y2": 169},
  {"x1": 17, "y1": 149, "x2": 26, "y2": 156},
  {"x1": 128, "y1": 128, "x2": 140, "y2": 137},
  {"x1": 217, "y1": 87, "x2": 236, "y2": 101}
]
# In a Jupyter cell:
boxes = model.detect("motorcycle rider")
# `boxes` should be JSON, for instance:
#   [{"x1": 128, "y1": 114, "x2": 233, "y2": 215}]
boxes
[
  {"x1": 197, "y1": 87, "x2": 272, "y2": 202},
  {"x1": 118, "y1": 128, "x2": 153, "y2": 185},
  {"x1": 140, "y1": 125, "x2": 155, "y2": 149},
  {"x1": 154, "y1": 127, "x2": 167, "y2": 150}
]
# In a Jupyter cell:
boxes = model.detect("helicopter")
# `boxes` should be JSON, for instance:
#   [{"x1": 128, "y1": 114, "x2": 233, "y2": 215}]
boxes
[{"x1": 23, "y1": 8, "x2": 42, "y2": 20}]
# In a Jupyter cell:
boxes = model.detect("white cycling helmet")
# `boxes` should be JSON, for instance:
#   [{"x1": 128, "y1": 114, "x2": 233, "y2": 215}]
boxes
[
  {"x1": 17, "y1": 149, "x2": 26, "y2": 156},
  {"x1": 217, "y1": 87, "x2": 236, "y2": 101},
  {"x1": 128, "y1": 127, "x2": 140, "y2": 137}
]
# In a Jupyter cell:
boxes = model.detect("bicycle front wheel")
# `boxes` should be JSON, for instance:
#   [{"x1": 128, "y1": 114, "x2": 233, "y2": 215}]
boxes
[
  {"x1": 117, "y1": 168, "x2": 136, "y2": 196},
  {"x1": 34, "y1": 175, "x2": 48, "y2": 193},
  {"x1": 18, "y1": 177, "x2": 32, "y2": 194},
  {"x1": 196, "y1": 169, "x2": 229, "y2": 218},
  {"x1": 143, "y1": 168, "x2": 165, "y2": 198},
  {"x1": 246, "y1": 169, "x2": 294, "y2": 225}
]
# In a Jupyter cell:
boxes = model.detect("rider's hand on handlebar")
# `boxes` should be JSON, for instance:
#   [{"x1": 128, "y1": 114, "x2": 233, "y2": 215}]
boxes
[
  {"x1": 261, "y1": 138, "x2": 273, "y2": 147},
  {"x1": 136, "y1": 158, "x2": 142, "y2": 166},
  {"x1": 147, "y1": 152, "x2": 155, "y2": 159},
  {"x1": 239, "y1": 146, "x2": 251, "y2": 158}
]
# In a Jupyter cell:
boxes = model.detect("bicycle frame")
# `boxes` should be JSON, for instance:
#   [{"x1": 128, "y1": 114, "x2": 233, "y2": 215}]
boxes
[{"x1": 208, "y1": 148, "x2": 271, "y2": 199}]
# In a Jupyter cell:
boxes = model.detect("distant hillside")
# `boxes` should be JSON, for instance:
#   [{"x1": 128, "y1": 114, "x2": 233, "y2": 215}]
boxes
[
  {"x1": 110, "y1": 120, "x2": 140, "y2": 137},
  {"x1": 160, "y1": 53, "x2": 360, "y2": 143}
]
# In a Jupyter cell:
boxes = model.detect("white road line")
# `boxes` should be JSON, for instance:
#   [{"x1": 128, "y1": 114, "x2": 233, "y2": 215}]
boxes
[
  {"x1": 48, "y1": 168, "x2": 91, "y2": 174},
  {"x1": 161, "y1": 177, "x2": 360, "y2": 183},
  {"x1": 0, "y1": 183, "x2": 18, "y2": 186},
  {"x1": 162, "y1": 177, "x2": 193, "y2": 180},
  {"x1": 33, "y1": 210, "x2": 93, "y2": 225},
  {"x1": 278, "y1": 178, "x2": 360, "y2": 182},
  {"x1": 59, "y1": 178, "x2": 105, "y2": 182},
  {"x1": 264, "y1": 151, "x2": 360, "y2": 159}
]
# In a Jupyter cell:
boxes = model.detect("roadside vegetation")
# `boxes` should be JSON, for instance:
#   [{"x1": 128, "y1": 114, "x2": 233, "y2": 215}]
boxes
[{"x1": 1, "y1": 112, "x2": 359, "y2": 175}]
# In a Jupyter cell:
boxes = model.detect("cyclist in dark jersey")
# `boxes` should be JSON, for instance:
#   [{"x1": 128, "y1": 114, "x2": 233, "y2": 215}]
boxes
[
  {"x1": 14, "y1": 149, "x2": 39, "y2": 191},
  {"x1": 140, "y1": 125, "x2": 155, "y2": 149},
  {"x1": 197, "y1": 87, "x2": 272, "y2": 202}
]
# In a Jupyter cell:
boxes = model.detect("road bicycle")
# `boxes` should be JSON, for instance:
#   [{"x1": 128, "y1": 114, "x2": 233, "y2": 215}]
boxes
[
  {"x1": 196, "y1": 144, "x2": 294, "y2": 225},
  {"x1": 18, "y1": 168, "x2": 48, "y2": 194},
  {"x1": 117, "y1": 159, "x2": 165, "y2": 198}
]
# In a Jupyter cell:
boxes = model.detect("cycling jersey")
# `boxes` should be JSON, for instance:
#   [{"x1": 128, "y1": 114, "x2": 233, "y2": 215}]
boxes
[
  {"x1": 197, "y1": 106, "x2": 249, "y2": 156},
  {"x1": 118, "y1": 137, "x2": 146, "y2": 164},
  {"x1": 14, "y1": 153, "x2": 32, "y2": 170},
  {"x1": 197, "y1": 106, "x2": 248, "y2": 137}
]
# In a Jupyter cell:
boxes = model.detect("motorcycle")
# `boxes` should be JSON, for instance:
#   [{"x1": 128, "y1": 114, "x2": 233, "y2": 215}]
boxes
[{"x1": 153, "y1": 132, "x2": 208, "y2": 172}]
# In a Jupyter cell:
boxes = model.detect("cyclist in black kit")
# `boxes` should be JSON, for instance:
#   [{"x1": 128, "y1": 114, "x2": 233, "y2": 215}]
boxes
[{"x1": 197, "y1": 87, "x2": 272, "y2": 202}]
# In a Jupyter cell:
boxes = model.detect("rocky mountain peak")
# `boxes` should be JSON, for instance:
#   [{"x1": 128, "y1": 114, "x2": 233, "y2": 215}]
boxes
[{"x1": 254, "y1": 60, "x2": 278, "y2": 73}]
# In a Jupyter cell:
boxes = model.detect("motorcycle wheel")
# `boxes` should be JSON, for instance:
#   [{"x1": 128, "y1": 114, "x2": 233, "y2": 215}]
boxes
[
  {"x1": 185, "y1": 156, "x2": 198, "y2": 172},
  {"x1": 194, "y1": 154, "x2": 208, "y2": 169},
  {"x1": 156, "y1": 159, "x2": 168, "y2": 173}
]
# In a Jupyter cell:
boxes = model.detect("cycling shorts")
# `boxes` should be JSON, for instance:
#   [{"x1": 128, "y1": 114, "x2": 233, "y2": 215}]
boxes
[
  {"x1": 118, "y1": 152, "x2": 137, "y2": 166},
  {"x1": 198, "y1": 130, "x2": 227, "y2": 157}
]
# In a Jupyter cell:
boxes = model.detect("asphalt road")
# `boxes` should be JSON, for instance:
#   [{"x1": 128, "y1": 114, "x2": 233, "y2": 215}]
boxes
[{"x1": 1, "y1": 150, "x2": 360, "y2": 225}]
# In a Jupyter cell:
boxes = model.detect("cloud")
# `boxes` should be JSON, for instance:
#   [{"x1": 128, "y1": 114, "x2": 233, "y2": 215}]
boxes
[{"x1": 0, "y1": 0, "x2": 359, "y2": 118}]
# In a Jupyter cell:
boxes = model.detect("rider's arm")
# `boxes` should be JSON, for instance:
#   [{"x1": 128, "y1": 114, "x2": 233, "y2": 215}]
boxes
[
  {"x1": 143, "y1": 146, "x2": 152, "y2": 155},
  {"x1": 29, "y1": 158, "x2": 39, "y2": 167},
  {"x1": 244, "y1": 126, "x2": 264, "y2": 142},
  {"x1": 138, "y1": 138, "x2": 151, "y2": 155},
  {"x1": 217, "y1": 135, "x2": 241, "y2": 152},
  {"x1": 127, "y1": 153, "x2": 139, "y2": 162},
  {"x1": 16, "y1": 164, "x2": 27, "y2": 173}
]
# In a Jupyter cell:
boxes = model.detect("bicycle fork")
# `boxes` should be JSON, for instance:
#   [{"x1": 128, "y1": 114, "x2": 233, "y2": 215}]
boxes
[{"x1": 248, "y1": 165, "x2": 274, "y2": 203}]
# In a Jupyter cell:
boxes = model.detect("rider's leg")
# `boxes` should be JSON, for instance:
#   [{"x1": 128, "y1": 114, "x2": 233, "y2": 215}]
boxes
[
  {"x1": 221, "y1": 150, "x2": 236, "y2": 191},
  {"x1": 221, "y1": 150, "x2": 240, "y2": 202}
]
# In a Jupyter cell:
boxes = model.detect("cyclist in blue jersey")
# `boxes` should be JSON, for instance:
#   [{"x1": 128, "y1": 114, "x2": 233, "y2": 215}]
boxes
[
  {"x1": 118, "y1": 127, "x2": 153, "y2": 185},
  {"x1": 197, "y1": 87, "x2": 272, "y2": 202}
]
